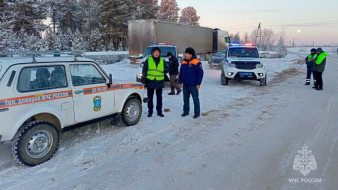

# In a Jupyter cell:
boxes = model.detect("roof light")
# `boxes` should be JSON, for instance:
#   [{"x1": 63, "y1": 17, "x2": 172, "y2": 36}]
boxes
[
  {"x1": 244, "y1": 43, "x2": 255, "y2": 47},
  {"x1": 150, "y1": 42, "x2": 174, "y2": 46},
  {"x1": 230, "y1": 42, "x2": 240, "y2": 46}
]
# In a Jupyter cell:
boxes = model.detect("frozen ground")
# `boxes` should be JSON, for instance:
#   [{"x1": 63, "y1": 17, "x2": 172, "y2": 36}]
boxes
[{"x1": 0, "y1": 52, "x2": 337, "y2": 190}]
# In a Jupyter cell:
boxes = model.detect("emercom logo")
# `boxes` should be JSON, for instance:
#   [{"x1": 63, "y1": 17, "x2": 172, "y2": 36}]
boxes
[{"x1": 292, "y1": 144, "x2": 317, "y2": 177}]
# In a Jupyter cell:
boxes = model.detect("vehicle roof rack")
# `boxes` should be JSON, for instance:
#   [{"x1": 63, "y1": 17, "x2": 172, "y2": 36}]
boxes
[{"x1": 0, "y1": 50, "x2": 85, "y2": 62}]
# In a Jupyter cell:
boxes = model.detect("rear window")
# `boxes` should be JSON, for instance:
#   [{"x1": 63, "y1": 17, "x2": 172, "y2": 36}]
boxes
[{"x1": 18, "y1": 66, "x2": 68, "y2": 92}]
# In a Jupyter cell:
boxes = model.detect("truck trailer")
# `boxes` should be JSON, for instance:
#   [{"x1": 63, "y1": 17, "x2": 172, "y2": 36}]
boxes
[{"x1": 128, "y1": 19, "x2": 229, "y2": 60}]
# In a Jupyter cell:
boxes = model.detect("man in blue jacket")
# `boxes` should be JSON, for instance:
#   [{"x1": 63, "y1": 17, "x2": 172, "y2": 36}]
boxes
[{"x1": 179, "y1": 47, "x2": 204, "y2": 119}]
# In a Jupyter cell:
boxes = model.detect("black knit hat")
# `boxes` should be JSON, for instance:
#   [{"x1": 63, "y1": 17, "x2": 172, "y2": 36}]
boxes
[
  {"x1": 316, "y1": 48, "x2": 323, "y2": 53},
  {"x1": 167, "y1": 52, "x2": 173, "y2": 57},
  {"x1": 310, "y1": 48, "x2": 316, "y2": 52},
  {"x1": 185, "y1": 47, "x2": 196, "y2": 56},
  {"x1": 152, "y1": 47, "x2": 162, "y2": 54}
]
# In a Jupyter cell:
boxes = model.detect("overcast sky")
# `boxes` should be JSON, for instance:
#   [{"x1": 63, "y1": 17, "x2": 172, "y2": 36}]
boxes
[{"x1": 176, "y1": 0, "x2": 338, "y2": 46}]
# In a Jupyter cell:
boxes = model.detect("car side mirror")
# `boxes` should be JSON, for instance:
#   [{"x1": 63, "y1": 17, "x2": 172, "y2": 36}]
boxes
[
  {"x1": 107, "y1": 74, "x2": 113, "y2": 87},
  {"x1": 178, "y1": 54, "x2": 183, "y2": 58}
]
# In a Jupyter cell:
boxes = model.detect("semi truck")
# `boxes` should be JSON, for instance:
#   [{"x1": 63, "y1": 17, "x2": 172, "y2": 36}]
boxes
[{"x1": 128, "y1": 19, "x2": 230, "y2": 61}]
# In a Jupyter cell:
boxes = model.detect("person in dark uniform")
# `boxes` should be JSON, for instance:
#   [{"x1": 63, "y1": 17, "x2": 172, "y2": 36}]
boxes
[
  {"x1": 179, "y1": 47, "x2": 204, "y2": 119},
  {"x1": 304, "y1": 48, "x2": 317, "y2": 85},
  {"x1": 167, "y1": 52, "x2": 182, "y2": 95},
  {"x1": 141, "y1": 47, "x2": 165, "y2": 117},
  {"x1": 313, "y1": 48, "x2": 328, "y2": 90}
]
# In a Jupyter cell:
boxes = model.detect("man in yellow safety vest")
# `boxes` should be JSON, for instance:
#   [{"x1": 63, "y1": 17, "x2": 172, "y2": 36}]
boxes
[{"x1": 141, "y1": 47, "x2": 165, "y2": 117}]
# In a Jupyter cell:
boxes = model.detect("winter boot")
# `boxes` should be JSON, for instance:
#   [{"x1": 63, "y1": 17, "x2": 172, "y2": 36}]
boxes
[
  {"x1": 181, "y1": 113, "x2": 189, "y2": 117},
  {"x1": 176, "y1": 89, "x2": 182, "y2": 95}
]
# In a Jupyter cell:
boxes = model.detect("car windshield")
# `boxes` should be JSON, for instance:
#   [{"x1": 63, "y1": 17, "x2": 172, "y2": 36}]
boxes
[
  {"x1": 145, "y1": 47, "x2": 176, "y2": 57},
  {"x1": 228, "y1": 48, "x2": 259, "y2": 58},
  {"x1": 214, "y1": 51, "x2": 226, "y2": 57}
]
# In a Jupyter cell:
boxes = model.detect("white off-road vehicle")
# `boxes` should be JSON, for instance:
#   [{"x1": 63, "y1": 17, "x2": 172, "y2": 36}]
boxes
[
  {"x1": 221, "y1": 43, "x2": 267, "y2": 86},
  {"x1": 0, "y1": 56, "x2": 144, "y2": 166}
]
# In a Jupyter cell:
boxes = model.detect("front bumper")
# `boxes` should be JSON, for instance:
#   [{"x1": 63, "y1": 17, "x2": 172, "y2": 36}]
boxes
[
  {"x1": 209, "y1": 62, "x2": 222, "y2": 67},
  {"x1": 225, "y1": 68, "x2": 266, "y2": 80}
]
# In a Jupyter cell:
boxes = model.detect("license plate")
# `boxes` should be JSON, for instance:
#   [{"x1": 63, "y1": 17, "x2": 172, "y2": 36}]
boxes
[{"x1": 239, "y1": 72, "x2": 252, "y2": 76}]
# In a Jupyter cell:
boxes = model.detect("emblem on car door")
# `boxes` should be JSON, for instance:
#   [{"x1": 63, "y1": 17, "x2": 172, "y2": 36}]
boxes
[{"x1": 93, "y1": 96, "x2": 102, "y2": 112}]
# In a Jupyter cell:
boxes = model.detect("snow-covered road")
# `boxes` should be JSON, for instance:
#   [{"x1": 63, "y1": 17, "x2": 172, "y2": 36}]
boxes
[{"x1": 0, "y1": 53, "x2": 337, "y2": 190}]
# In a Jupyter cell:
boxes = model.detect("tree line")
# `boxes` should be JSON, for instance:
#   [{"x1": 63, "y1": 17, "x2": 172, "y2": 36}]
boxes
[{"x1": 0, "y1": 0, "x2": 200, "y2": 52}]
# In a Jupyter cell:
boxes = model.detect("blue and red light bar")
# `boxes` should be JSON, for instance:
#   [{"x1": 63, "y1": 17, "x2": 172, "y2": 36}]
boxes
[
  {"x1": 150, "y1": 42, "x2": 174, "y2": 46},
  {"x1": 229, "y1": 42, "x2": 255, "y2": 47}
]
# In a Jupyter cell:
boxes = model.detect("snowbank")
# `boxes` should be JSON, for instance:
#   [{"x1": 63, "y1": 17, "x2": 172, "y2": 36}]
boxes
[{"x1": 83, "y1": 51, "x2": 129, "y2": 64}]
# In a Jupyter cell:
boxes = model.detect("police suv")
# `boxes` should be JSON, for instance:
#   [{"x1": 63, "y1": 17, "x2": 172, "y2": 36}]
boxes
[
  {"x1": 0, "y1": 56, "x2": 144, "y2": 166},
  {"x1": 135, "y1": 43, "x2": 181, "y2": 82},
  {"x1": 221, "y1": 43, "x2": 267, "y2": 86}
]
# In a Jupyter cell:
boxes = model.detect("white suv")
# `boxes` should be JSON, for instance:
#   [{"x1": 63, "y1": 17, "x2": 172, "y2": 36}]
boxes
[
  {"x1": 221, "y1": 44, "x2": 267, "y2": 86},
  {"x1": 0, "y1": 57, "x2": 144, "y2": 166}
]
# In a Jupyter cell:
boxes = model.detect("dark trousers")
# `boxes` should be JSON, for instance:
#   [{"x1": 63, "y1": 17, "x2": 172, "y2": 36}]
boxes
[
  {"x1": 170, "y1": 75, "x2": 180, "y2": 93},
  {"x1": 313, "y1": 71, "x2": 323, "y2": 88},
  {"x1": 147, "y1": 88, "x2": 163, "y2": 114},
  {"x1": 183, "y1": 85, "x2": 200, "y2": 116},
  {"x1": 306, "y1": 67, "x2": 315, "y2": 84}
]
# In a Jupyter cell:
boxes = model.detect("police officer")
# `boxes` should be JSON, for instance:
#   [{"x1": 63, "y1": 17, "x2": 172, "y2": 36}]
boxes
[
  {"x1": 313, "y1": 48, "x2": 328, "y2": 90},
  {"x1": 304, "y1": 48, "x2": 317, "y2": 85},
  {"x1": 167, "y1": 52, "x2": 182, "y2": 95},
  {"x1": 141, "y1": 47, "x2": 165, "y2": 117},
  {"x1": 179, "y1": 47, "x2": 204, "y2": 119}
]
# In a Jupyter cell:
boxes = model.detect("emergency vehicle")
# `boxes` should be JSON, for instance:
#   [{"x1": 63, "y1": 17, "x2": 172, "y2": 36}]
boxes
[
  {"x1": 0, "y1": 56, "x2": 144, "y2": 166},
  {"x1": 221, "y1": 43, "x2": 267, "y2": 86}
]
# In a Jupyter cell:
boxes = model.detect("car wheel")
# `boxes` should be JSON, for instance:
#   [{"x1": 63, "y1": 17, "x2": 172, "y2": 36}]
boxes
[
  {"x1": 260, "y1": 76, "x2": 267, "y2": 86},
  {"x1": 122, "y1": 97, "x2": 142, "y2": 126},
  {"x1": 12, "y1": 121, "x2": 59, "y2": 166},
  {"x1": 221, "y1": 72, "x2": 229, "y2": 86}
]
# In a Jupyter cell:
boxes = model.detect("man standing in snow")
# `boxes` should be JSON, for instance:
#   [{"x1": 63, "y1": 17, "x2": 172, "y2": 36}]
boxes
[
  {"x1": 141, "y1": 47, "x2": 165, "y2": 117},
  {"x1": 313, "y1": 48, "x2": 328, "y2": 91},
  {"x1": 167, "y1": 52, "x2": 182, "y2": 95},
  {"x1": 179, "y1": 47, "x2": 204, "y2": 119},
  {"x1": 304, "y1": 48, "x2": 317, "y2": 86}
]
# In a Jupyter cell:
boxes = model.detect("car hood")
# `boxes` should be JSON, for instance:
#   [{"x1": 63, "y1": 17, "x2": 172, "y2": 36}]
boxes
[
  {"x1": 210, "y1": 57, "x2": 224, "y2": 63},
  {"x1": 226, "y1": 57, "x2": 261, "y2": 63}
]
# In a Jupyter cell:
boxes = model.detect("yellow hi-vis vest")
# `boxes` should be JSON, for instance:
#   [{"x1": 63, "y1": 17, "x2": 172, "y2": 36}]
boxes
[{"x1": 147, "y1": 57, "x2": 165, "y2": 81}]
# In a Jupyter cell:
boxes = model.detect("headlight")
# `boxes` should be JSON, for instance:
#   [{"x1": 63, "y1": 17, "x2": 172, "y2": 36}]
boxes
[
  {"x1": 256, "y1": 63, "x2": 263, "y2": 68},
  {"x1": 228, "y1": 62, "x2": 236, "y2": 68},
  {"x1": 138, "y1": 73, "x2": 143, "y2": 78}
]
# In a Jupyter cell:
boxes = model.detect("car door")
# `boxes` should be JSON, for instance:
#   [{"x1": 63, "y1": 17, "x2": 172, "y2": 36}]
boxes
[{"x1": 69, "y1": 63, "x2": 115, "y2": 123}]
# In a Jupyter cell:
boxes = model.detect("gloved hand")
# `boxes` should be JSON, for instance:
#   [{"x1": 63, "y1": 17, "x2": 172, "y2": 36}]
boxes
[{"x1": 141, "y1": 78, "x2": 146, "y2": 84}]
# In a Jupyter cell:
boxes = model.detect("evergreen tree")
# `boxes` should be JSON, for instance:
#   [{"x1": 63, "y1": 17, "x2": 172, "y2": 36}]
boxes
[
  {"x1": 90, "y1": 29, "x2": 102, "y2": 51},
  {"x1": 0, "y1": 14, "x2": 13, "y2": 52},
  {"x1": 12, "y1": 0, "x2": 47, "y2": 37},
  {"x1": 136, "y1": 0, "x2": 159, "y2": 19},
  {"x1": 157, "y1": 0, "x2": 179, "y2": 22},
  {"x1": 98, "y1": 0, "x2": 129, "y2": 50},
  {"x1": 179, "y1": 6, "x2": 200, "y2": 26},
  {"x1": 72, "y1": 30, "x2": 85, "y2": 52}
]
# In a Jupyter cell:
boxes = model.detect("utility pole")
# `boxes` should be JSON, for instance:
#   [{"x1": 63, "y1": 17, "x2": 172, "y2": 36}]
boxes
[
  {"x1": 255, "y1": 23, "x2": 262, "y2": 50},
  {"x1": 292, "y1": 38, "x2": 295, "y2": 47}
]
